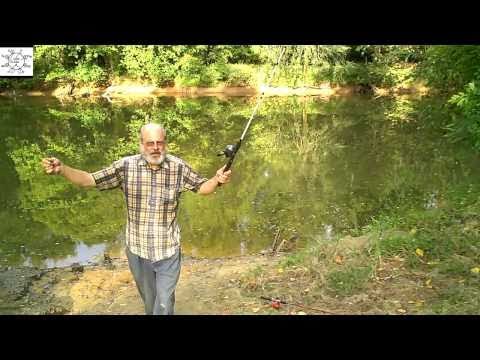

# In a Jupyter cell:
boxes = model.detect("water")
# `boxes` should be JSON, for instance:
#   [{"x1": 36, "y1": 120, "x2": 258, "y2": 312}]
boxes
[{"x1": 1, "y1": 94, "x2": 479, "y2": 268}]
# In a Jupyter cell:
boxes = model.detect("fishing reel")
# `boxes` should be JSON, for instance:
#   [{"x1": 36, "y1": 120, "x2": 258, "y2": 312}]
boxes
[
  {"x1": 217, "y1": 143, "x2": 239, "y2": 159},
  {"x1": 216, "y1": 141, "x2": 242, "y2": 175}
]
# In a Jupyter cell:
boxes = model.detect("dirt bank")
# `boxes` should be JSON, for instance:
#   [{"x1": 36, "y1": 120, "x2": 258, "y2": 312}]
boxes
[
  {"x1": 0, "y1": 252, "x2": 287, "y2": 315},
  {"x1": 0, "y1": 81, "x2": 430, "y2": 101},
  {"x1": 1, "y1": 235, "x2": 439, "y2": 315}
]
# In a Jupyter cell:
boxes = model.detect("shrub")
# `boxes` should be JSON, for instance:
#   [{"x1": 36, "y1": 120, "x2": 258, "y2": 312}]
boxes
[
  {"x1": 175, "y1": 54, "x2": 220, "y2": 87},
  {"x1": 223, "y1": 64, "x2": 257, "y2": 87}
]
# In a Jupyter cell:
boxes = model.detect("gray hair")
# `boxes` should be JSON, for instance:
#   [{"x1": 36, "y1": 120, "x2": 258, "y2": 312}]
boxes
[{"x1": 139, "y1": 123, "x2": 167, "y2": 143}]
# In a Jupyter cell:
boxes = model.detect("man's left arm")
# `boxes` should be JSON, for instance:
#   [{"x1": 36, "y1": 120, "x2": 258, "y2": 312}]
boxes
[
  {"x1": 198, "y1": 165, "x2": 232, "y2": 195},
  {"x1": 182, "y1": 163, "x2": 232, "y2": 195}
]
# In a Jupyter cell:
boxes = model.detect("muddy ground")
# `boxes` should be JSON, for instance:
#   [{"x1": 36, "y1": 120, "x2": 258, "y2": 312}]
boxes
[
  {"x1": 0, "y1": 252, "x2": 287, "y2": 315},
  {"x1": 0, "y1": 244, "x2": 436, "y2": 315}
]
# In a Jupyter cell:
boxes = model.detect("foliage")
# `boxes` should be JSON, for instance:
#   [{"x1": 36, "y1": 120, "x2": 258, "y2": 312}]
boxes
[
  {"x1": 175, "y1": 54, "x2": 220, "y2": 87},
  {"x1": 346, "y1": 45, "x2": 427, "y2": 64},
  {"x1": 414, "y1": 46, "x2": 480, "y2": 150},
  {"x1": 310, "y1": 62, "x2": 416, "y2": 87},
  {"x1": 0, "y1": 45, "x2": 423, "y2": 91},
  {"x1": 447, "y1": 76, "x2": 480, "y2": 150},
  {"x1": 120, "y1": 46, "x2": 177, "y2": 86},
  {"x1": 222, "y1": 64, "x2": 257, "y2": 87},
  {"x1": 416, "y1": 46, "x2": 480, "y2": 92}
]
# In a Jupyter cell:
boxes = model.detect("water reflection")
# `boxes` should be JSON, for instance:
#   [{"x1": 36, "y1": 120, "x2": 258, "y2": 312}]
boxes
[
  {"x1": 43, "y1": 243, "x2": 106, "y2": 268},
  {"x1": 1, "y1": 94, "x2": 480, "y2": 268}
]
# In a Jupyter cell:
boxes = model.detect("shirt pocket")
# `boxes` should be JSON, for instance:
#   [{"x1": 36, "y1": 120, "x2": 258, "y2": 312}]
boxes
[{"x1": 159, "y1": 186, "x2": 178, "y2": 203}]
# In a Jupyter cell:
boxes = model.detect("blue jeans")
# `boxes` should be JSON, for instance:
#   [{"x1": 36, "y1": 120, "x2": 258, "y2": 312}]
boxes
[{"x1": 126, "y1": 247, "x2": 181, "y2": 315}]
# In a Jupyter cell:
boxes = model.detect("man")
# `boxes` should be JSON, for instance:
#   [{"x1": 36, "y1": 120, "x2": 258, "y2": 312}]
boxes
[{"x1": 41, "y1": 123, "x2": 232, "y2": 315}]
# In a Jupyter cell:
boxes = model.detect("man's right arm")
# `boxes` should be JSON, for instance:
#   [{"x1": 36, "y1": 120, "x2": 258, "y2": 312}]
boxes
[
  {"x1": 60, "y1": 164, "x2": 96, "y2": 187},
  {"x1": 41, "y1": 157, "x2": 95, "y2": 188}
]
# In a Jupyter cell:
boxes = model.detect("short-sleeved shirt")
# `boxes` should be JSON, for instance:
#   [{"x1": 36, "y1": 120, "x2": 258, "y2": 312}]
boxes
[{"x1": 91, "y1": 154, "x2": 208, "y2": 261}]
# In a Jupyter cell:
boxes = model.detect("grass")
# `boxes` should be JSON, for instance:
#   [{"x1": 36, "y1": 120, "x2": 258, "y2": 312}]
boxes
[
  {"x1": 234, "y1": 178, "x2": 480, "y2": 314},
  {"x1": 326, "y1": 265, "x2": 374, "y2": 297},
  {"x1": 428, "y1": 282, "x2": 480, "y2": 314},
  {"x1": 250, "y1": 180, "x2": 480, "y2": 314},
  {"x1": 280, "y1": 249, "x2": 310, "y2": 268},
  {"x1": 366, "y1": 183, "x2": 480, "y2": 313},
  {"x1": 437, "y1": 256, "x2": 476, "y2": 277},
  {"x1": 251, "y1": 265, "x2": 264, "y2": 278}
]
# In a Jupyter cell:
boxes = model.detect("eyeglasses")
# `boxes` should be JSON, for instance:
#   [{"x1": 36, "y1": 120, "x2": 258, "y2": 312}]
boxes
[{"x1": 145, "y1": 141, "x2": 166, "y2": 148}]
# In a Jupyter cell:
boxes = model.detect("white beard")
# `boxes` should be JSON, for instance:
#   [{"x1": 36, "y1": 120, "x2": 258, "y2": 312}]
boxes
[{"x1": 143, "y1": 151, "x2": 166, "y2": 165}]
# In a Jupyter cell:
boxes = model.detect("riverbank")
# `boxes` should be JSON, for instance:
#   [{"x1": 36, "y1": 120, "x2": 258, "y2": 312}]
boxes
[
  {"x1": 0, "y1": 252, "x2": 286, "y2": 315},
  {"x1": 0, "y1": 80, "x2": 430, "y2": 101},
  {"x1": 0, "y1": 246, "x2": 393, "y2": 315},
  {"x1": 4, "y1": 212, "x2": 477, "y2": 315}
]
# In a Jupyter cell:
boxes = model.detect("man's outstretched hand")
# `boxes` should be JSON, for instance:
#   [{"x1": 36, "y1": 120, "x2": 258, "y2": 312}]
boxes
[{"x1": 41, "y1": 157, "x2": 63, "y2": 175}]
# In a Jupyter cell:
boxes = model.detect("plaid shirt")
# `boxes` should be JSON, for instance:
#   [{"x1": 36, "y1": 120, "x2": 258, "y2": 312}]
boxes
[{"x1": 91, "y1": 154, "x2": 208, "y2": 261}]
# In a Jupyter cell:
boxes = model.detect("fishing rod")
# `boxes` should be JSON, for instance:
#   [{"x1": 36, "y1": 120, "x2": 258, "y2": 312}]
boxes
[
  {"x1": 217, "y1": 46, "x2": 287, "y2": 176},
  {"x1": 260, "y1": 296, "x2": 337, "y2": 315}
]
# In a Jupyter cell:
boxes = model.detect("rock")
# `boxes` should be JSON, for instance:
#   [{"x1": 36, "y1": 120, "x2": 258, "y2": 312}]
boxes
[
  {"x1": 104, "y1": 253, "x2": 112, "y2": 264},
  {"x1": 336, "y1": 235, "x2": 372, "y2": 251},
  {"x1": 32, "y1": 273, "x2": 42, "y2": 280},
  {"x1": 71, "y1": 263, "x2": 84, "y2": 273},
  {"x1": 46, "y1": 305, "x2": 69, "y2": 315},
  {"x1": 0, "y1": 267, "x2": 42, "y2": 302},
  {"x1": 102, "y1": 253, "x2": 115, "y2": 270}
]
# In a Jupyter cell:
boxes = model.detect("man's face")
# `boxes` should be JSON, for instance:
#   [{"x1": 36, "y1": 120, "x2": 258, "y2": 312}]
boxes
[{"x1": 140, "y1": 129, "x2": 167, "y2": 165}]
